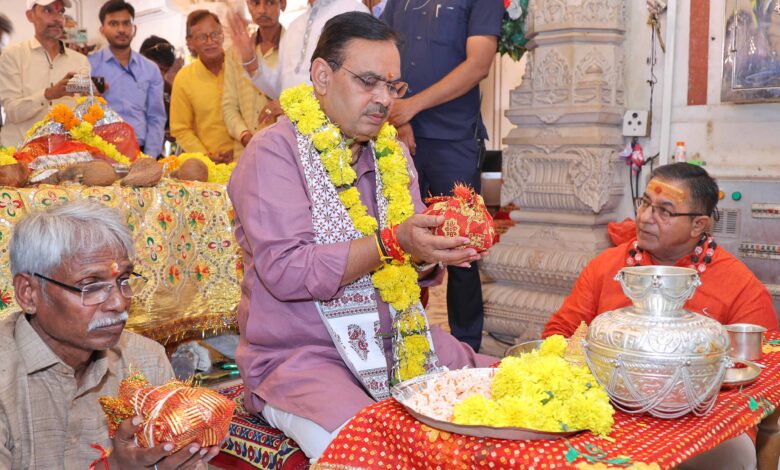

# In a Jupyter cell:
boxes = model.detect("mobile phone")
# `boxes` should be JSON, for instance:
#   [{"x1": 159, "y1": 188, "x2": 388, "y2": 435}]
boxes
[{"x1": 91, "y1": 76, "x2": 106, "y2": 94}]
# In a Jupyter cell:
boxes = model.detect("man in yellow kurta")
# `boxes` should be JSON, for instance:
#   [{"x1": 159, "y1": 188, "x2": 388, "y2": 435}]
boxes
[
  {"x1": 222, "y1": 0, "x2": 285, "y2": 159},
  {"x1": 171, "y1": 10, "x2": 236, "y2": 163}
]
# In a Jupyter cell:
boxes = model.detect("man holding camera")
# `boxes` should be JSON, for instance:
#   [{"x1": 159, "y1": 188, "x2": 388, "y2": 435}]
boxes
[
  {"x1": 0, "y1": 0, "x2": 90, "y2": 147},
  {"x1": 88, "y1": 0, "x2": 166, "y2": 157}
]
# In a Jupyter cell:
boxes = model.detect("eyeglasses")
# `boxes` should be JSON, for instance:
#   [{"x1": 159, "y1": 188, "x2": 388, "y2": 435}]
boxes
[
  {"x1": 190, "y1": 31, "x2": 223, "y2": 44},
  {"x1": 635, "y1": 196, "x2": 708, "y2": 224},
  {"x1": 331, "y1": 62, "x2": 409, "y2": 98},
  {"x1": 33, "y1": 272, "x2": 148, "y2": 306}
]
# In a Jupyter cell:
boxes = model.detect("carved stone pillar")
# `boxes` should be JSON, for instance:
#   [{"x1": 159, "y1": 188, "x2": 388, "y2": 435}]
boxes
[{"x1": 480, "y1": 0, "x2": 627, "y2": 356}]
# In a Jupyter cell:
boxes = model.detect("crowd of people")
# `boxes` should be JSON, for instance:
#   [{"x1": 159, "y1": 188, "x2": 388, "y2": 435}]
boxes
[{"x1": 0, "y1": 0, "x2": 777, "y2": 469}]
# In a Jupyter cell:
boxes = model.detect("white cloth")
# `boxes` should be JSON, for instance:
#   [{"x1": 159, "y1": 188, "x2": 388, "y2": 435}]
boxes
[
  {"x1": 251, "y1": 0, "x2": 368, "y2": 99},
  {"x1": 261, "y1": 402, "x2": 348, "y2": 461},
  {"x1": 0, "y1": 38, "x2": 90, "y2": 147}
]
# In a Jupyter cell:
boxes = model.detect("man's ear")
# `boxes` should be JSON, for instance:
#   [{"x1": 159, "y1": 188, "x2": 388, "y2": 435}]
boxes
[
  {"x1": 691, "y1": 215, "x2": 710, "y2": 238},
  {"x1": 13, "y1": 273, "x2": 39, "y2": 315},
  {"x1": 310, "y1": 57, "x2": 332, "y2": 95},
  {"x1": 280, "y1": 0, "x2": 288, "y2": 11}
]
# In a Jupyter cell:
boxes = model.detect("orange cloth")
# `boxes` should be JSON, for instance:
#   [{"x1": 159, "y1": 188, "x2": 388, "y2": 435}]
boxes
[
  {"x1": 607, "y1": 218, "x2": 637, "y2": 246},
  {"x1": 543, "y1": 237, "x2": 779, "y2": 338}
]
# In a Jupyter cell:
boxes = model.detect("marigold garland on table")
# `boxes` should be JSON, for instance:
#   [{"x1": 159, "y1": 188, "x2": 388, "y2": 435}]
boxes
[
  {"x1": 280, "y1": 84, "x2": 429, "y2": 382},
  {"x1": 452, "y1": 335, "x2": 615, "y2": 437},
  {"x1": 69, "y1": 121, "x2": 131, "y2": 165},
  {"x1": 0, "y1": 146, "x2": 18, "y2": 166}
]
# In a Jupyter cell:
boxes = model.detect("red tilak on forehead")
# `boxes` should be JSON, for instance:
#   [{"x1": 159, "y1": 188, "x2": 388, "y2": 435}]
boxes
[
  {"x1": 387, "y1": 72, "x2": 395, "y2": 80},
  {"x1": 110, "y1": 262, "x2": 119, "y2": 277}
]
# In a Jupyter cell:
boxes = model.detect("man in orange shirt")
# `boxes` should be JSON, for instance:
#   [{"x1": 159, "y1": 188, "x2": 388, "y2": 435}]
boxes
[
  {"x1": 544, "y1": 163, "x2": 777, "y2": 338},
  {"x1": 543, "y1": 163, "x2": 777, "y2": 470}
]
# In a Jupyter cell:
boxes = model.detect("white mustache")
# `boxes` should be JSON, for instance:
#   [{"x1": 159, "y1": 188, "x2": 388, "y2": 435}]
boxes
[{"x1": 88, "y1": 311, "x2": 129, "y2": 332}]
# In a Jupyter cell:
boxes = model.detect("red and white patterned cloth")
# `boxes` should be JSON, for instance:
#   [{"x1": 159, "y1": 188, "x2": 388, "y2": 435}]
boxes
[{"x1": 315, "y1": 332, "x2": 780, "y2": 469}]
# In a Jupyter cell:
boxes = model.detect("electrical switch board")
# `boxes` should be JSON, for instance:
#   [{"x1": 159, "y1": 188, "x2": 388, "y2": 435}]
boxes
[
  {"x1": 739, "y1": 242, "x2": 780, "y2": 260},
  {"x1": 752, "y1": 203, "x2": 780, "y2": 218}
]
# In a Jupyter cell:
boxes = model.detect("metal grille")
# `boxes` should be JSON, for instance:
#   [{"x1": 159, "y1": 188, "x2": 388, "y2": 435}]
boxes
[{"x1": 713, "y1": 209, "x2": 740, "y2": 237}]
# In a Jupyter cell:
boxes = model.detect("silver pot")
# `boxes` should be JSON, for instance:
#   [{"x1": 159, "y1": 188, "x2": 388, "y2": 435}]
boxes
[{"x1": 584, "y1": 266, "x2": 731, "y2": 419}]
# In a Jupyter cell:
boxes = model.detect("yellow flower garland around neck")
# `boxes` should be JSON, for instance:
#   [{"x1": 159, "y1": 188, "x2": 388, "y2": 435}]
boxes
[
  {"x1": 280, "y1": 84, "x2": 428, "y2": 382},
  {"x1": 280, "y1": 84, "x2": 418, "y2": 311}
]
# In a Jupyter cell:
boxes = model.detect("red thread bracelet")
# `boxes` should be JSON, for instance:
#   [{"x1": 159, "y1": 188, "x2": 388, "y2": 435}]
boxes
[{"x1": 88, "y1": 444, "x2": 111, "y2": 470}]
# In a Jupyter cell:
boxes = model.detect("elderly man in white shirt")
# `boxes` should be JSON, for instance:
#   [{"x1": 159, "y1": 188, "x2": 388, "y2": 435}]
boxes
[
  {"x1": 228, "y1": 0, "x2": 368, "y2": 99},
  {"x1": 0, "y1": 0, "x2": 90, "y2": 147}
]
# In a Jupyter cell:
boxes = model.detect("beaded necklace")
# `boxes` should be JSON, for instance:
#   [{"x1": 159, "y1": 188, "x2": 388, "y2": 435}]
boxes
[{"x1": 626, "y1": 233, "x2": 717, "y2": 273}]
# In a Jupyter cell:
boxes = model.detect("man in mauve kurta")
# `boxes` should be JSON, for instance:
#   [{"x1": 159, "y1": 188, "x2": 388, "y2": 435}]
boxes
[{"x1": 227, "y1": 12, "x2": 494, "y2": 461}]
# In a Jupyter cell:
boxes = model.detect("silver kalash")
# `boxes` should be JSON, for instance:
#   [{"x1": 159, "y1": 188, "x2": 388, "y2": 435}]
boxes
[{"x1": 583, "y1": 266, "x2": 731, "y2": 419}]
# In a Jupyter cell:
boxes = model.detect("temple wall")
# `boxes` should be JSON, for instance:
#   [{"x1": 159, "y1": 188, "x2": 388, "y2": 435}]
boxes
[
  {"x1": 625, "y1": 0, "x2": 780, "y2": 179},
  {"x1": 481, "y1": 0, "x2": 780, "y2": 356}
]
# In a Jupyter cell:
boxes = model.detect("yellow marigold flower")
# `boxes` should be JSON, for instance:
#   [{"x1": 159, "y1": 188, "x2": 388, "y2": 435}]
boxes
[
  {"x1": 339, "y1": 187, "x2": 362, "y2": 207},
  {"x1": 453, "y1": 342, "x2": 615, "y2": 436},
  {"x1": 540, "y1": 334, "x2": 567, "y2": 357},
  {"x1": 312, "y1": 125, "x2": 341, "y2": 152},
  {"x1": 353, "y1": 214, "x2": 378, "y2": 235},
  {"x1": 402, "y1": 334, "x2": 431, "y2": 356},
  {"x1": 378, "y1": 122, "x2": 397, "y2": 140},
  {"x1": 159, "y1": 155, "x2": 180, "y2": 175},
  {"x1": 0, "y1": 146, "x2": 18, "y2": 166}
]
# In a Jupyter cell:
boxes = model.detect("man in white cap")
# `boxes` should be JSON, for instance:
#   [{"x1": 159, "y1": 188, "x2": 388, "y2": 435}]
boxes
[{"x1": 0, "y1": 0, "x2": 90, "y2": 147}]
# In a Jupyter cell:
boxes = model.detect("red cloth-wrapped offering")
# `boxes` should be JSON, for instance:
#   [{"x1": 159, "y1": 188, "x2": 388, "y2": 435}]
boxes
[
  {"x1": 423, "y1": 183, "x2": 496, "y2": 252},
  {"x1": 98, "y1": 371, "x2": 235, "y2": 452}
]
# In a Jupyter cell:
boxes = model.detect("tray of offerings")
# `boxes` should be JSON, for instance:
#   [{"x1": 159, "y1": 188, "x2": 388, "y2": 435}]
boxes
[{"x1": 391, "y1": 368, "x2": 581, "y2": 441}]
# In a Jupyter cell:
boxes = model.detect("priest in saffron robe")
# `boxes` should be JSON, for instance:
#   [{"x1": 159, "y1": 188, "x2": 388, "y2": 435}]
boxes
[
  {"x1": 543, "y1": 162, "x2": 778, "y2": 470},
  {"x1": 226, "y1": 12, "x2": 494, "y2": 461},
  {"x1": 543, "y1": 163, "x2": 777, "y2": 338}
]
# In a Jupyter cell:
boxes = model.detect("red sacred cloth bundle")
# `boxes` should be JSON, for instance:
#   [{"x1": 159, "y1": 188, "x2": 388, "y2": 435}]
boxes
[
  {"x1": 98, "y1": 371, "x2": 235, "y2": 452},
  {"x1": 423, "y1": 184, "x2": 496, "y2": 252}
]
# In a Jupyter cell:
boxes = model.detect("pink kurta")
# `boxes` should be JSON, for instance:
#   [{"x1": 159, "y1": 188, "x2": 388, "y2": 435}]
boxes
[{"x1": 227, "y1": 118, "x2": 493, "y2": 432}]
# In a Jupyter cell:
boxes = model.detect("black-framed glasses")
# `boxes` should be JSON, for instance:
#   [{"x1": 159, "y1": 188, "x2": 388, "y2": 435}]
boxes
[
  {"x1": 33, "y1": 272, "x2": 148, "y2": 306},
  {"x1": 635, "y1": 196, "x2": 708, "y2": 224},
  {"x1": 330, "y1": 62, "x2": 409, "y2": 98},
  {"x1": 190, "y1": 31, "x2": 223, "y2": 44}
]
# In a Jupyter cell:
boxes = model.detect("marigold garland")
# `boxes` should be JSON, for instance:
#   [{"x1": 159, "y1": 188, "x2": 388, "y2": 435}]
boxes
[
  {"x1": 452, "y1": 335, "x2": 615, "y2": 437},
  {"x1": 280, "y1": 84, "x2": 429, "y2": 382},
  {"x1": 69, "y1": 121, "x2": 130, "y2": 165},
  {"x1": 0, "y1": 146, "x2": 18, "y2": 166},
  {"x1": 280, "y1": 84, "x2": 417, "y2": 309}
]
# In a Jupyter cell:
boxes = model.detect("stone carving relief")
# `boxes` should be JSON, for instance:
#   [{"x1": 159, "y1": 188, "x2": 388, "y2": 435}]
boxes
[
  {"x1": 614, "y1": 49, "x2": 626, "y2": 105},
  {"x1": 566, "y1": 148, "x2": 617, "y2": 213},
  {"x1": 511, "y1": 56, "x2": 534, "y2": 107},
  {"x1": 573, "y1": 48, "x2": 613, "y2": 105},
  {"x1": 532, "y1": 0, "x2": 625, "y2": 30},
  {"x1": 501, "y1": 150, "x2": 531, "y2": 205},
  {"x1": 539, "y1": 114, "x2": 563, "y2": 124},
  {"x1": 574, "y1": 0, "x2": 624, "y2": 25},
  {"x1": 534, "y1": 51, "x2": 571, "y2": 105},
  {"x1": 533, "y1": 0, "x2": 566, "y2": 25}
]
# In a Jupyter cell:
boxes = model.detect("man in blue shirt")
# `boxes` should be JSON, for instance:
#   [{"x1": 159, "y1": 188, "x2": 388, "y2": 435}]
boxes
[
  {"x1": 89, "y1": 0, "x2": 166, "y2": 157},
  {"x1": 382, "y1": 0, "x2": 503, "y2": 352}
]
